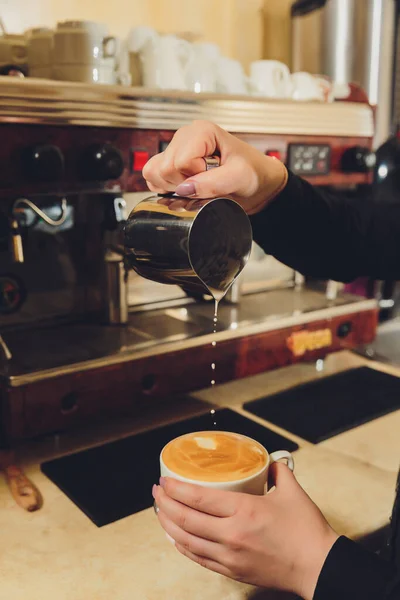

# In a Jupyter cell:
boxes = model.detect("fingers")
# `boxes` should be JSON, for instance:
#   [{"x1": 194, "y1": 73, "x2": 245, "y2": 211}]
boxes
[
  {"x1": 143, "y1": 153, "x2": 177, "y2": 193},
  {"x1": 143, "y1": 120, "x2": 228, "y2": 196},
  {"x1": 143, "y1": 153, "x2": 205, "y2": 195},
  {"x1": 268, "y1": 461, "x2": 296, "y2": 490},
  {"x1": 174, "y1": 542, "x2": 234, "y2": 579},
  {"x1": 154, "y1": 485, "x2": 224, "y2": 542},
  {"x1": 174, "y1": 159, "x2": 250, "y2": 199},
  {"x1": 160, "y1": 477, "x2": 238, "y2": 518},
  {"x1": 157, "y1": 508, "x2": 223, "y2": 562},
  {"x1": 166, "y1": 120, "x2": 224, "y2": 171},
  {"x1": 145, "y1": 157, "x2": 248, "y2": 201}
]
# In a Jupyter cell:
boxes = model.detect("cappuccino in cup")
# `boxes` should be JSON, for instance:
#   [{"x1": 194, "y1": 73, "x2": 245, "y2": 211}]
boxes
[{"x1": 160, "y1": 430, "x2": 294, "y2": 494}]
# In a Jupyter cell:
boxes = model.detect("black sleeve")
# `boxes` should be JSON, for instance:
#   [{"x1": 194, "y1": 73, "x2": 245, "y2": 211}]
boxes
[
  {"x1": 250, "y1": 170, "x2": 400, "y2": 283},
  {"x1": 314, "y1": 536, "x2": 400, "y2": 600}
]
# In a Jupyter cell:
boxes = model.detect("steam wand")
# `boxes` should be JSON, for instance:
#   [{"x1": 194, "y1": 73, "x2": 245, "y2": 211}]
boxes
[{"x1": 10, "y1": 197, "x2": 68, "y2": 263}]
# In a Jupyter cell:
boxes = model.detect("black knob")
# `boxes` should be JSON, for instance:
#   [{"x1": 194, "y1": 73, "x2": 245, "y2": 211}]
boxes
[
  {"x1": 81, "y1": 143, "x2": 124, "y2": 181},
  {"x1": 22, "y1": 144, "x2": 64, "y2": 182},
  {"x1": 341, "y1": 146, "x2": 376, "y2": 173},
  {"x1": 374, "y1": 136, "x2": 400, "y2": 183},
  {"x1": 337, "y1": 321, "x2": 352, "y2": 338}
]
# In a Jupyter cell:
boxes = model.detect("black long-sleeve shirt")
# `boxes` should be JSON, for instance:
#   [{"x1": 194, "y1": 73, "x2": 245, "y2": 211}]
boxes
[
  {"x1": 251, "y1": 170, "x2": 400, "y2": 282},
  {"x1": 250, "y1": 171, "x2": 400, "y2": 600}
]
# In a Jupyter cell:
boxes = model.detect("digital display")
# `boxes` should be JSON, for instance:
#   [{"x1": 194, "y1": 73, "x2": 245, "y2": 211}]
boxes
[{"x1": 287, "y1": 144, "x2": 331, "y2": 176}]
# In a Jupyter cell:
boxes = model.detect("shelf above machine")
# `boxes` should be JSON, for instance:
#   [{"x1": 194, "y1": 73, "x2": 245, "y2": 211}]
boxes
[{"x1": 0, "y1": 77, "x2": 374, "y2": 137}]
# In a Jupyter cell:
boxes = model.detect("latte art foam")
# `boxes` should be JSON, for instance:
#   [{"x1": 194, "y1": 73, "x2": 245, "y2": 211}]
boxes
[{"x1": 162, "y1": 431, "x2": 268, "y2": 482}]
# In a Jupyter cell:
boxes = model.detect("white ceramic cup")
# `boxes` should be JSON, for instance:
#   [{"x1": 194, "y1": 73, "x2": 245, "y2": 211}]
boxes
[
  {"x1": 159, "y1": 431, "x2": 294, "y2": 494},
  {"x1": 53, "y1": 20, "x2": 116, "y2": 66},
  {"x1": 157, "y1": 431, "x2": 294, "y2": 544},
  {"x1": 0, "y1": 34, "x2": 27, "y2": 67},
  {"x1": 250, "y1": 60, "x2": 292, "y2": 99},
  {"x1": 52, "y1": 60, "x2": 116, "y2": 84},
  {"x1": 332, "y1": 81, "x2": 351, "y2": 100},
  {"x1": 127, "y1": 26, "x2": 158, "y2": 54},
  {"x1": 126, "y1": 26, "x2": 158, "y2": 86},
  {"x1": 291, "y1": 71, "x2": 325, "y2": 101},
  {"x1": 216, "y1": 57, "x2": 248, "y2": 95},
  {"x1": 186, "y1": 42, "x2": 220, "y2": 93},
  {"x1": 141, "y1": 34, "x2": 191, "y2": 90}
]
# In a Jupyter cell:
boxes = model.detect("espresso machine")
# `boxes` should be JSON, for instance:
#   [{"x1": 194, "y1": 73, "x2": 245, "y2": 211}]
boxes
[{"x1": 0, "y1": 77, "x2": 378, "y2": 445}]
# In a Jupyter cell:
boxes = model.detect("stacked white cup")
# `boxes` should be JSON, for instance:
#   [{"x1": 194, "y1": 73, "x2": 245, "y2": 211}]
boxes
[
  {"x1": 52, "y1": 20, "x2": 118, "y2": 84},
  {"x1": 249, "y1": 60, "x2": 292, "y2": 99}
]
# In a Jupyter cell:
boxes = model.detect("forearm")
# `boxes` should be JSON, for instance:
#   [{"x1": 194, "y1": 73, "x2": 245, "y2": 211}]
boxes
[
  {"x1": 250, "y1": 170, "x2": 400, "y2": 282},
  {"x1": 313, "y1": 536, "x2": 399, "y2": 600}
]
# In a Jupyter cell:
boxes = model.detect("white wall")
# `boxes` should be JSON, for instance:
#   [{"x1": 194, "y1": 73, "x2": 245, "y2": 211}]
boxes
[
  {"x1": 0, "y1": 0, "x2": 292, "y2": 66},
  {"x1": 0, "y1": 0, "x2": 291, "y2": 69}
]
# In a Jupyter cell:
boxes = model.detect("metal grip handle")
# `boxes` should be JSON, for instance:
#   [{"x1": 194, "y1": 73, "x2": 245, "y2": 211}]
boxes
[{"x1": 204, "y1": 156, "x2": 220, "y2": 171}]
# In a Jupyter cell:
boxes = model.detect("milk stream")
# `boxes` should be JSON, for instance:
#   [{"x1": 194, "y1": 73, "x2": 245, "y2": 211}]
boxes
[
  {"x1": 207, "y1": 284, "x2": 234, "y2": 427},
  {"x1": 209, "y1": 299, "x2": 219, "y2": 425}
]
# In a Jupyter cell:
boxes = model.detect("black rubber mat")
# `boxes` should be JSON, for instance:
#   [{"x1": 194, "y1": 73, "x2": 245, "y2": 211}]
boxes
[
  {"x1": 41, "y1": 408, "x2": 298, "y2": 527},
  {"x1": 244, "y1": 366, "x2": 400, "y2": 444}
]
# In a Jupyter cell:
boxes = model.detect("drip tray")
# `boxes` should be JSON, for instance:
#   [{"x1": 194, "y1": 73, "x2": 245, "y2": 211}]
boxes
[
  {"x1": 41, "y1": 408, "x2": 298, "y2": 527},
  {"x1": 128, "y1": 310, "x2": 205, "y2": 342},
  {"x1": 244, "y1": 367, "x2": 400, "y2": 444}
]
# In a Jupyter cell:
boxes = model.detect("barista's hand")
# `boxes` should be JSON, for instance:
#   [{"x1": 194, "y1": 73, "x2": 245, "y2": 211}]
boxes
[
  {"x1": 152, "y1": 463, "x2": 338, "y2": 600},
  {"x1": 142, "y1": 120, "x2": 288, "y2": 215}
]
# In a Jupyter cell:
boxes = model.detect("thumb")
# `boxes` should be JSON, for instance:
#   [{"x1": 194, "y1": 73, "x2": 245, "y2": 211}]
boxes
[
  {"x1": 268, "y1": 461, "x2": 296, "y2": 490},
  {"x1": 175, "y1": 162, "x2": 244, "y2": 200}
]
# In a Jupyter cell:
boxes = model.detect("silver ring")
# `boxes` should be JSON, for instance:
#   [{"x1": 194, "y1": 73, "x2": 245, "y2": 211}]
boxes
[
  {"x1": 153, "y1": 501, "x2": 159, "y2": 515},
  {"x1": 204, "y1": 156, "x2": 220, "y2": 171}
]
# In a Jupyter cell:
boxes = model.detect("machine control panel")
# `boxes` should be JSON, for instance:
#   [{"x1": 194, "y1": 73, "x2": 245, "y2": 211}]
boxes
[
  {"x1": 0, "y1": 125, "x2": 374, "y2": 197},
  {"x1": 287, "y1": 144, "x2": 331, "y2": 176}
]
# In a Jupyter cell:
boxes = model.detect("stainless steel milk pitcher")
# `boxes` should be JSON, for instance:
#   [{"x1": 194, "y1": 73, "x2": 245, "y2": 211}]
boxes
[{"x1": 124, "y1": 156, "x2": 252, "y2": 300}]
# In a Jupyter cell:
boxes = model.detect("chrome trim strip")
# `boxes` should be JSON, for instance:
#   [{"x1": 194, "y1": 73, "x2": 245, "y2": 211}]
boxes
[{"x1": 0, "y1": 78, "x2": 374, "y2": 137}]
